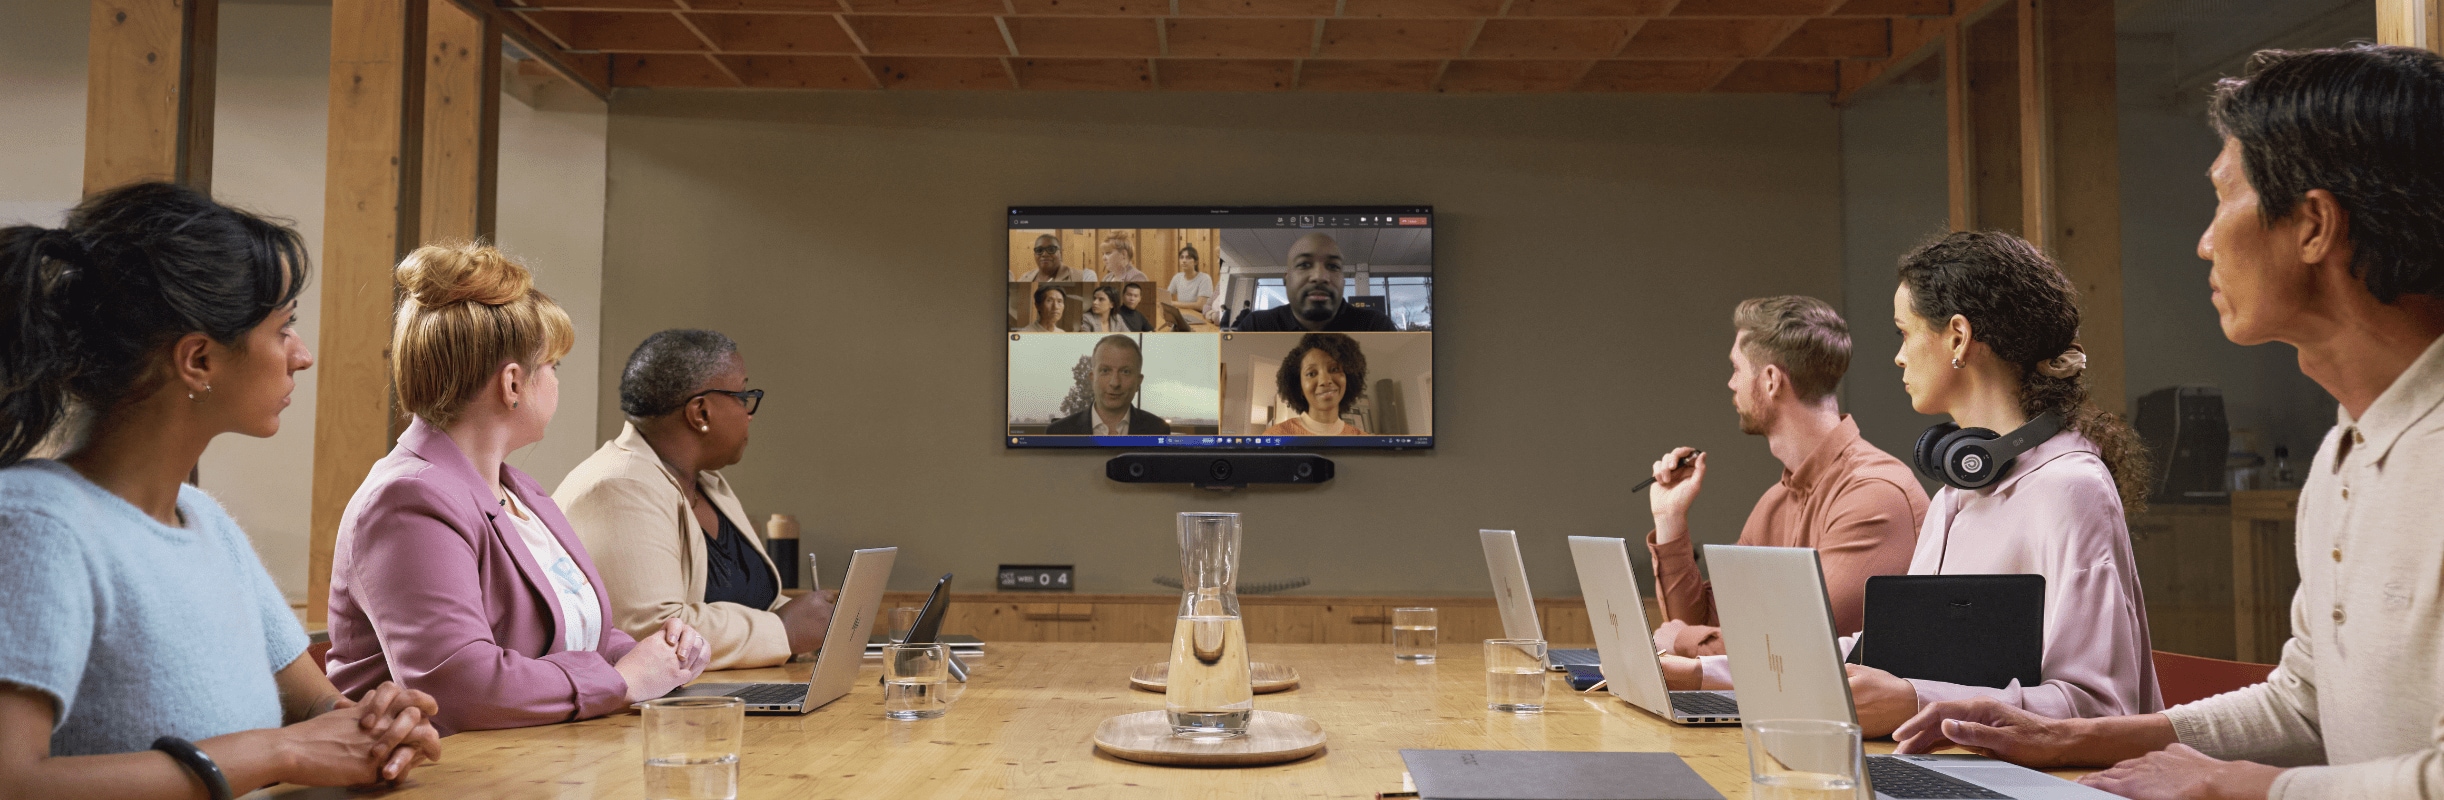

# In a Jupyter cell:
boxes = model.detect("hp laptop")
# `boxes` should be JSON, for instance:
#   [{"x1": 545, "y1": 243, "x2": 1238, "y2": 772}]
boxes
[
  {"x1": 1478, "y1": 529, "x2": 1598, "y2": 669},
  {"x1": 1567, "y1": 536, "x2": 1739, "y2": 724},
  {"x1": 665, "y1": 546, "x2": 897, "y2": 714},
  {"x1": 1707, "y1": 545, "x2": 2118, "y2": 799}
]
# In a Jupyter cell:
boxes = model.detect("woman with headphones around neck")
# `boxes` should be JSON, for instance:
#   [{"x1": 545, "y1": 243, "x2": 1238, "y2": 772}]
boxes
[
  {"x1": 1660, "y1": 231, "x2": 2163, "y2": 738},
  {"x1": 1849, "y1": 230, "x2": 2164, "y2": 737}
]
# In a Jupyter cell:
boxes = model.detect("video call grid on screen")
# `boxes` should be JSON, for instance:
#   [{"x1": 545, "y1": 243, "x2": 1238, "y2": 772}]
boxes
[{"x1": 1006, "y1": 206, "x2": 1433, "y2": 450}]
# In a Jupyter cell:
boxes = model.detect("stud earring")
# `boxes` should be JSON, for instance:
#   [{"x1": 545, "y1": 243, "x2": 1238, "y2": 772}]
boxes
[
  {"x1": 1951, "y1": 358, "x2": 1963, "y2": 370},
  {"x1": 512, "y1": 402, "x2": 519, "y2": 409},
  {"x1": 699, "y1": 425, "x2": 710, "y2": 433}
]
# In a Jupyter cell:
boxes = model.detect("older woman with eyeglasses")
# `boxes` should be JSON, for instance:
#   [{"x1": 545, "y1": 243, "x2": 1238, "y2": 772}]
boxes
[{"x1": 555, "y1": 330, "x2": 837, "y2": 670}]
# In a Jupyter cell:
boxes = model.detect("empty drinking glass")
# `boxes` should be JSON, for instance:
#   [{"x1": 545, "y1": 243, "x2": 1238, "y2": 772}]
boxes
[
  {"x1": 641, "y1": 696, "x2": 743, "y2": 800},
  {"x1": 1393, "y1": 607, "x2": 1438, "y2": 662},
  {"x1": 1484, "y1": 638, "x2": 1547, "y2": 713},
  {"x1": 1743, "y1": 719, "x2": 1864, "y2": 800},
  {"x1": 884, "y1": 643, "x2": 951, "y2": 720}
]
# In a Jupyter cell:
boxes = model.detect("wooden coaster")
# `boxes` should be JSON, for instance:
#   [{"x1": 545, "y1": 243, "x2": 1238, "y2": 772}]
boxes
[
  {"x1": 1129, "y1": 662, "x2": 1299, "y2": 694},
  {"x1": 1091, "y1": 710, "x2": 1326, "y2": 767}
]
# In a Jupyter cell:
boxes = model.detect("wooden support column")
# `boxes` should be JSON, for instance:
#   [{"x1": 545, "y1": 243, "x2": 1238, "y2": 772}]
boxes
[
  {"x1": 84, "y1": 0, "x2": 217, "y2": 194},
  {"x1": 421, "y1": 0, "x2": 500, "y2": 244},
  {"x1": 1943, "y1": 0, "x2": 2122, "y2": 413},
  {"x1": 309, "y1": 0, "x2": 427, "y2": 625},
  {"x1": 2379, "y1": 0, "x2": 2444, "y2": 50},
  {"x1": 2025, "y1": 0, "x2": 2124, "y2": 411}
]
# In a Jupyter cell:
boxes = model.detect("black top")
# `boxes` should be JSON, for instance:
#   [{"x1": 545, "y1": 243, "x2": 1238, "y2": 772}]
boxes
[
  {"x1": 703, "y1": 508, "x2": 777, "y2": 610},
  {"x1": 1044, "y1": 406, "x2": 1173, "y2": 435},
  {"x1": 1235, "y1": 302, "x2": 1396, "y2": 332}
]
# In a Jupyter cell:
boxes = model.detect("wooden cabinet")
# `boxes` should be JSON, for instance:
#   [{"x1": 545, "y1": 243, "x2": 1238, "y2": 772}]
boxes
[
  {"x1": 2231, "y1": 490, "x2": 2301, "y2": 665},
  {"x1": 876, "y1": 592, "x2": 1661, "y2": 647}
]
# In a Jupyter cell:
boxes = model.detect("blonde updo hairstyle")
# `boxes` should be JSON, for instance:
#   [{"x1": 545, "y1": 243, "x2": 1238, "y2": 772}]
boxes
[{"x1": 391, "y1": 242, "x2": 573, "y2": 427}]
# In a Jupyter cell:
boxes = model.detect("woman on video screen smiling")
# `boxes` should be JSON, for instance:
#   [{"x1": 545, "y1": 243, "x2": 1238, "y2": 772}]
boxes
[{"x1": 1265, "y1": 333, "x2": 1368, "y2": 436}]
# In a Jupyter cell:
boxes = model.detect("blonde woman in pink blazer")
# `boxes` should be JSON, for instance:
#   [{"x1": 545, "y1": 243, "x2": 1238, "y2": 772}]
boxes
[{"x1": 326, "y1": 244, "x2": 709, "y2": 735}]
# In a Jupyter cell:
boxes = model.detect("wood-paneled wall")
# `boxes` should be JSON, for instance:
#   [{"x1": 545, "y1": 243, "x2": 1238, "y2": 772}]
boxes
[{"x1": 877, "y1": 592, "x2": 1659, "y2": 647}]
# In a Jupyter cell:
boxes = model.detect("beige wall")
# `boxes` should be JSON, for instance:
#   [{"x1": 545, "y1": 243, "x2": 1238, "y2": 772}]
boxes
[
  {"x1": 602, "y1": 90, "x2": 1845, "y2": 596},
  {"x1": 0, "y1": 0, "x2": 607, "y2": 602}
]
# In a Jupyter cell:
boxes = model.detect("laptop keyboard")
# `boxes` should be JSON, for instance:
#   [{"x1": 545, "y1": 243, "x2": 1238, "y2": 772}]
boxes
[
  {"x1": 727, "y1": 684, "x2": 809, "y2": 707},
  {"x1": 1667, "y1": 691, "x2": 1739, "y2": 717},
  {"x1": 1865, "y1": 756, "x2": 2015, "y2": 799},
  {"x1": 1547, "y1": 648, "x2": 1600, "y2": 667}
]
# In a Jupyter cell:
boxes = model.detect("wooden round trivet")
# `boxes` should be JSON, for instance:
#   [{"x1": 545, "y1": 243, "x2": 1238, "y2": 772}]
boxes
[
  {"x1": 1091, "y1": 710, "x2": 1326, "y2": 766},
  {"x1": 1128, "y1": 662, "x2": 1299, "y2": 694}
]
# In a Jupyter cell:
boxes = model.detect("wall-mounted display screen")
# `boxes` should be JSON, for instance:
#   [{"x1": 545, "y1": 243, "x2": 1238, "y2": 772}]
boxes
[{"x1": 1006, "y1": 206, "x2": 1433, "y2": 449}]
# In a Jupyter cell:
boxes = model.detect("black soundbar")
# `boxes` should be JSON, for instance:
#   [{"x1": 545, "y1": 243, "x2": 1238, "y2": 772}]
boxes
[{"x1": 1105, "y1": 452, "x2": 1334, "y2": 489}]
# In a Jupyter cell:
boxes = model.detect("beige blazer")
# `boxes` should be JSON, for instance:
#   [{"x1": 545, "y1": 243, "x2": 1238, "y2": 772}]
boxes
[{"x1": 553, "y1": 422, "x2": 793, "y2": 670}]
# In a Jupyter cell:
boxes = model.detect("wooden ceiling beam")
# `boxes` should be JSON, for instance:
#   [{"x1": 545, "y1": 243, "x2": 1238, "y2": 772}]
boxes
[{"x1": 478, "y1": 2, "x2": 613, "y2": 99}]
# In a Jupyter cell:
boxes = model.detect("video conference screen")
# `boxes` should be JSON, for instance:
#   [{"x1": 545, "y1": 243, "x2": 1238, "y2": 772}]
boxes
[{"x1": 1006, "y1": 206, "x2": 1433, "y2": 450}]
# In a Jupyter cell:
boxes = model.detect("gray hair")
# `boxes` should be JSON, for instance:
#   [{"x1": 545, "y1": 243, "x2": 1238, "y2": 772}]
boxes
[{"x1": 620, "y1": 329, "x2": 738, "y2": 418}]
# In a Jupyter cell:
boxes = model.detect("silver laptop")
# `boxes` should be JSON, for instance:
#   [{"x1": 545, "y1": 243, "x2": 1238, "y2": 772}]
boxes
[
  {"x1": 1567, "y1": 536, "x2": 1738, "y2": 724},
  {"x1": 1706, "y1": 545, "x2": 2118, "y2": 799},
  {"x1": 665, "y1": 546, "x2": 897, "y2": 714},
  {"x1": 1478, "y1": 529, "x2": 1598, "y2": 669}
]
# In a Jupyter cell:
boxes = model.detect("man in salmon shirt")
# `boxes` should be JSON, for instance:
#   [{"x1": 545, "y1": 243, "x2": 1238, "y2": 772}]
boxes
[{"x1": 1643, "y1": 296, "x2": 1928, "y2": 662}]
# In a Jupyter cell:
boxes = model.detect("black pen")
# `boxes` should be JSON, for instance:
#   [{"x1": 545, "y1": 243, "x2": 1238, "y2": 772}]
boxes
[{"x1": 1630, "y1": 449, "x2": 1703, "y2": 493}]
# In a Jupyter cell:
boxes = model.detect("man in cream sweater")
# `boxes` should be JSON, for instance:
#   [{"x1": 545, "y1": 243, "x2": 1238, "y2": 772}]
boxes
[{"x1": 1888, "y1": 45, "x2": 2444, "y2": 800}]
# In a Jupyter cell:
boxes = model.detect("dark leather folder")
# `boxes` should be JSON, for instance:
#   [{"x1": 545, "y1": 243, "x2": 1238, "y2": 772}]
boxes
[{"x1": 1857, "y1": 574, "x2": 2045, "y2": 690}]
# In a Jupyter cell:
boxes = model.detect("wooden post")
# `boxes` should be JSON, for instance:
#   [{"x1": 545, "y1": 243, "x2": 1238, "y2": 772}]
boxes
[
  {"x1": 309, "y1": 0, "x2": 427, "y2": 625},
  {"x1": 2378, "y1": 0, "x2": 2444, "y2": 50},
  {"x1": 84, "y1": 0, "x2": 218, "y2": 194},
  {"x1": 421, "y1": 0, "x2": 500, "y2": 244},
  {"x1": 2028, "y1": 0, "x2": 2124, "y2": 412},
  {"x1": 1941, "y1": 0, "x2": 2121, "y2": 412}
]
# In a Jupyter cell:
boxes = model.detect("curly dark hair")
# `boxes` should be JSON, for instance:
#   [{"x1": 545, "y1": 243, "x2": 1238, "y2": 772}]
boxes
[
  {"x1": 1898, "y1": 231, "x2": 2152, "y2": 513},
  {"x1": 1274, "y1": 333, "x2": 1367, "y2": 415},
  {"x1": 2209, "y1": 44, "x2": 2444, "y2": 303}
]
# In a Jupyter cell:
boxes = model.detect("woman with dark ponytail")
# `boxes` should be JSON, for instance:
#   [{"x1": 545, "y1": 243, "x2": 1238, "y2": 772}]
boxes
[
  {"x1": 0, "y1": 183, "x2": 442, "y2": 796},
  {"x1": 1844, "y1": 230, "x2": 2162, "y2": 737}
]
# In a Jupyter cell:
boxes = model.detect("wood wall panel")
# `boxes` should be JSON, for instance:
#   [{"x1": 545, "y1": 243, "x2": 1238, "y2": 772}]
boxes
[
  {"x1": 1962, "y1": 4, "x2": 2019, "y2": 235},
  {"x1": 309, "y1": 0, "x2": 427, "y2": 625},
  {"x1": 84, "y1": 0, "x2": 218, "y2": 193},
  {"x1": 880, "y1": 593, "x2": 1647, "y2": 648}
]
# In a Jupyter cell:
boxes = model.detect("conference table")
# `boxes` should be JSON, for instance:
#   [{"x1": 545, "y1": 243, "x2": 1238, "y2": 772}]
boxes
[{"x1": 249, "y1": 642, "x2": 2092, "y2": 798}]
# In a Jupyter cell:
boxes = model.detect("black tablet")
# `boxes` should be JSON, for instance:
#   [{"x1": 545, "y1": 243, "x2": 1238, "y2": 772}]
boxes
[{"x1": 1858, "y1": 574, "x2": 2044, "y2": 690}]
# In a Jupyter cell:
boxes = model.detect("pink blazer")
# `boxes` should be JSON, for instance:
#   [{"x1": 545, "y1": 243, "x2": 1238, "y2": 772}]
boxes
[{"x1": 326, "y1": 417, "x2": 639, "y2": 735}]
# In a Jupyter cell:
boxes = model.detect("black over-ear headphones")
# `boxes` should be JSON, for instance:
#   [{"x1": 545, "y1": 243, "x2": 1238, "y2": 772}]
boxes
[{"x1": 1913, "y1": 411, "x2": 2064, "y2": 490}]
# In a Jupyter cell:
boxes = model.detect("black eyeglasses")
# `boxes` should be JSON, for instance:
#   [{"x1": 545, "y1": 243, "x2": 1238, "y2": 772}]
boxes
[
  {"x1": 689, "y1": 388, "x2": 762, "y2": 415},
  {"x1": 1032, "y1": 246, "x2": 1059, "y2": 254}
]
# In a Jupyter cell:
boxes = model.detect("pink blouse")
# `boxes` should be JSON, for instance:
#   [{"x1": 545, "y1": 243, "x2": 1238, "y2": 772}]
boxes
[{"x1": 1898, "y1": 429, "x2": 2163, "y2": 719}]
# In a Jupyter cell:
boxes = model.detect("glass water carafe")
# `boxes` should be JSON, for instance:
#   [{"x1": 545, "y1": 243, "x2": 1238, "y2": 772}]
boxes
[{"x1": 1164, "y1": 512, "x2": 1253, "y2": 738}]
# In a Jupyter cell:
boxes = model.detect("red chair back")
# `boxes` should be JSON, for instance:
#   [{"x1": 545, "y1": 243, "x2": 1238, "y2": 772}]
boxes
[{"x1": 2153, "y1": 650, "x2": 2275, "y2": 708}]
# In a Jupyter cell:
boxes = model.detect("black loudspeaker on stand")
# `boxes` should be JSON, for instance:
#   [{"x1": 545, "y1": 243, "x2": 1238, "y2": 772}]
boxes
[{"x1": 1106, "y1": 452, "x2": 1334, "y2": 490}]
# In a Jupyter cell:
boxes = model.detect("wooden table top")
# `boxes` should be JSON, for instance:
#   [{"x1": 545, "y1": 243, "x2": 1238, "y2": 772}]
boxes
[{"x1": 251, "y1": 642, "x2": 2088, "y2": 799}]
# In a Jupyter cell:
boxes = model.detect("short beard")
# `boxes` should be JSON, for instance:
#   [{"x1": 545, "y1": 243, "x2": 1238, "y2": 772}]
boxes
[
  {"x1": 1735, "y1": 405, "x2": 1768, "y2": 436},
  {"x1": 1296, "y1": 297, "x2": 1337, "y2": 322}
]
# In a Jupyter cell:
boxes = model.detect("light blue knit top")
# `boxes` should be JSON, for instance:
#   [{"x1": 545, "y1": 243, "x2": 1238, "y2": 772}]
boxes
[{"x1": 0, "y1": 460, "x2": 307, "y2": 756}]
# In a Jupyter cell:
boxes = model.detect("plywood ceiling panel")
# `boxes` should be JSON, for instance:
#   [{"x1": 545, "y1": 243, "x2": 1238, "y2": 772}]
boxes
[
  {"x1": 1155, "y1": 58, "x2": 1296, "y2": 90},
  {"x1": 490, "y1": 0, "x2": 1945, "y2": 94}
]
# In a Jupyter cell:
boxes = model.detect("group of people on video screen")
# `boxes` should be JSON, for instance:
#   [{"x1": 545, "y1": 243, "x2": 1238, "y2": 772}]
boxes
[{"x1": 1013, "y1": 230, "x2": 1399, "y2": 334}]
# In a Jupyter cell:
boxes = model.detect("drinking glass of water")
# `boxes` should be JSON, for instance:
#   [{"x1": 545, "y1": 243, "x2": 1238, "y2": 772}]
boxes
[
  {"x1": 1483, "y1": 638, "x2": 1547, "y2": 713},
  {"x1": 884, "y1": 643, "x2": 952, "y2": 720},
  {"x1": 1392, "y1": 607, "x2": 1437, "y2": 662},
  {"x1": 641, "y1": 696, "x2": 743, "y2": 800},
  {"x1": 887, "y1": 606, "x2": 922, "y2": 643},
  {"x1": 1742, "y1": 719, "x2": 1863, "y2": 800}
]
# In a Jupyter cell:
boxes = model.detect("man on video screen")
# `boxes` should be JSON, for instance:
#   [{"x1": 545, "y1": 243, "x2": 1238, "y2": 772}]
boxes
[
  {"x1": 1018, "y1": 234, "x2": 1093, "y2": 282},
  {"x1": 1045, "y1": 335, "x2": 1173, "y2": 435},
  {"x1": 1238, "y1": 232, "x2": 1396, "y2": 332}
]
